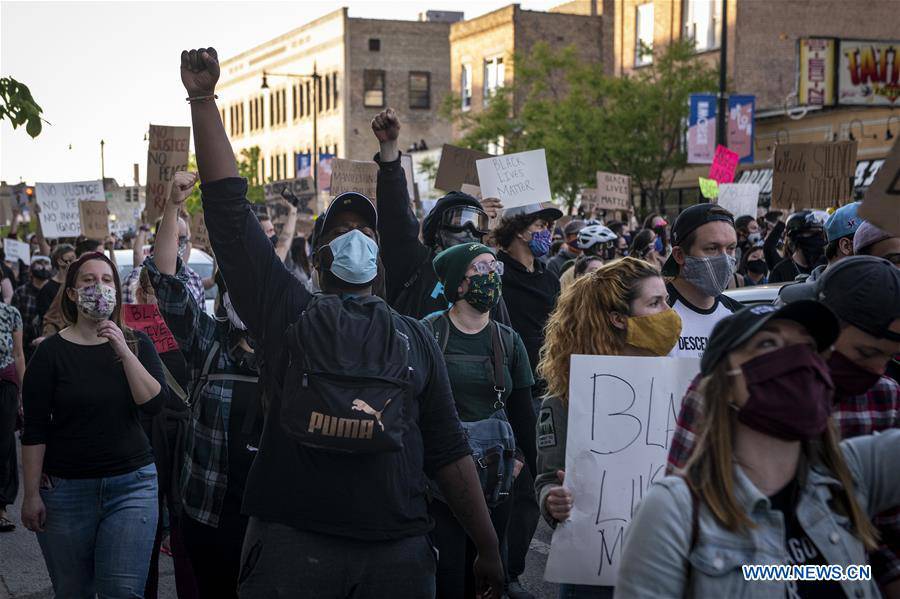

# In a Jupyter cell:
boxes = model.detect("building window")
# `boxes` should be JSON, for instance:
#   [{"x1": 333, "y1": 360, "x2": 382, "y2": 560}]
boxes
[
  {"x1": 683, "y1": 0, "x2": 722, "y2": 52},
  {"x1": 238, "y1": 102, "x2": 245, "y2": 134},
  {"x1": 270, "y1": 89, "x2": 287, "y2": 127},
  {"x1": 483, "y1": 56, "x2": 504, "y2": 103},
  {"x1": 318, "y1": 76, "x2": 324, "y2": 113},
  {"x1": 461, "y1": 64, "x2": 472, "y2": 110},
  {"x1": 364, "y1": 70, "x2": 386, "y2": 108},
  {"x1": 635, "y1": 3, "x2": 654, "y2": 66},
  {"x1": 305, "y1": 81, "x2": 311, "y2": 116},
  {"x1": 332, "y1": 73, "x2": 339, "y2": 109},
  {"x1": 369, "y1": 38, "x2": 380, "y2": 52},
  {"x1": 409, "y1": 72, "x2": 430, "y2": 109},
  {"x1": 325, "y1": 76, "x2": 331, "y2": 111},
  {"x1": 486, "y1": 136, "x2": 505, "y2": 155},
  {"x1": 293, "y1": 83, "x2": 300, "y2": 120}
]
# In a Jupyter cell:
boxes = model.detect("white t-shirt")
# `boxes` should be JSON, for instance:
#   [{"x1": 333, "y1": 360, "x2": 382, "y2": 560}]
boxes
[{"x1": 667, "y1": 283, "x2": 743, "y2": 359}]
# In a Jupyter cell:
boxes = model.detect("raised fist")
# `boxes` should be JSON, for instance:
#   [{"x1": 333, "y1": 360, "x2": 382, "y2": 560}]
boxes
[
  {"x1": 170, "y1": 171, "x2": 198, "y2": 205},
  {"x1": 371, "y1": 108, "x2": 400, "y2": 144},
  {"x1": 180, "y1": 48, "x2": 220, "y2": 97}
]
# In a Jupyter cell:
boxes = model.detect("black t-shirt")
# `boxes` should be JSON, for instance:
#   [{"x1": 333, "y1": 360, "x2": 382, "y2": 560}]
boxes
[
  {"x1": 21, "y1": 331, "x2": 167, "y2": 478},
  {"x1": 769, "y1": 479, "x2": 846, "y2": 599},
  {"x1": 202, "y1": 177, "x2": 471, "y2": 541},
  {"x1": 36, "y1": 279, "x2": 60, "y2": 317}
]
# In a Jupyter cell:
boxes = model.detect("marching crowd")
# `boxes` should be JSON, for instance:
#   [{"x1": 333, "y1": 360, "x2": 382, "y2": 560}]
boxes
[{"x1": 0, "y1": 46, "x2": 897, "y2": 599}]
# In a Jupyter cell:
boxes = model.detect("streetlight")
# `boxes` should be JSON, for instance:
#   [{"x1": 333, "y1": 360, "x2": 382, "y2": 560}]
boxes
[
  {"x1": 261, "y1": 66, "x2": 321, "y2": 194},
  {"x1": 100, "y1": 139, "x2": 106, "y2": 181}
]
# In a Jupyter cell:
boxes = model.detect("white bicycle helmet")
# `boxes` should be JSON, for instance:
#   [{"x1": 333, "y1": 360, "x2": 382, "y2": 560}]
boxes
[{"x1": 576, "y1": 224, "x2": 617, "y2": 250}]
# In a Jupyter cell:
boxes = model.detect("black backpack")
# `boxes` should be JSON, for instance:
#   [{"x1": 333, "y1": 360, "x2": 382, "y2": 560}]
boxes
[{"x1": 279, "y1": 294, "x2": 412, "y2": 454}]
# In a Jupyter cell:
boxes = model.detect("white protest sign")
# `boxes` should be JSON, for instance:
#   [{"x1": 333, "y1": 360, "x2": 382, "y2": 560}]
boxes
[
  {"x1": 4, "y1": 238, "x2": 31, "y2": 265},
  {"x1": 716, "y1": 183, "x2": 760, "y2": 218},
  {"x1": 476, "y1": 149, "x2": 552, "y2": 210},
  {"x1": 35, "y1": 180, "x2": 105, "y2": 238},
  {"x1": 545, "y1": 354, "x2": 700, "y2": 587}
]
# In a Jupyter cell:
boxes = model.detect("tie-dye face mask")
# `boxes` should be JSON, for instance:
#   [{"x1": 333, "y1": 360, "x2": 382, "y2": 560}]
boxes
[{"x1": 76, "y1": 284, "x2": 117, "y2": 321}]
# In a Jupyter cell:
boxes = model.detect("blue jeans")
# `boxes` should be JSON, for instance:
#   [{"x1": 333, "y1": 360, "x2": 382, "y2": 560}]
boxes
[
  {"x1": 558, "y1": 584, "x2": 614, "y2": 599},
  {"x1": 37, "y1": 463, "x2": 159, "y2": 598}
]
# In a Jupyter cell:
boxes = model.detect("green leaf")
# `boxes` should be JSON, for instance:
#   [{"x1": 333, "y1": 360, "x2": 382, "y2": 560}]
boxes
[{"x1": 25, "y1": 116, "x2": 41, "y2": 138}]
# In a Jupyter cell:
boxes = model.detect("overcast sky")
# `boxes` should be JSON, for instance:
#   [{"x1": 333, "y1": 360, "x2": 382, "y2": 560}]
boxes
[{"x1": 1, "y1": 0, "x2": 560, "y2": 185}]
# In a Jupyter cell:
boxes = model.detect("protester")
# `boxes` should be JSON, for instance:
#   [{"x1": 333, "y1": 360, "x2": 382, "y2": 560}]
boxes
[
  {"x1": 424, "y1": 242, "x2": 535, "y2": 598},
  {"x1": 818, "y1": 201, "x2": 863, "y2": 278},
  {"x1": 0, "y1": 299, "x2": 25, "y2": 533},
  {"x1": 12, "y1": 255, "x2": 52, "y2": 360},
  {"x1": 371, "y1": 110, "x2": 510, "y2": 327},
  {"x1": 556, "y1": 225, "x2": 616, "y2": 289},
  {"x1": 284, "y1": 235, "x2": 313, "y2": 289},
  {"x1": 736, "y1": 243, "x2": 768, "y2": 286},
  {"x1": 572, "y1": 254, "x2": 604, "y2": 279},
  {"x1": 20, "y1": 252, "x2": 167, "y2": 596},
  {"x1": 855, "y1": 221, "x2": 900, "y2": 267},
  {"x1": 734, "y1": 214, "x2": 761, "y2": 262},
  {"x1": 618, "y1": 300, "x2": 900, "y2": 598},
  {"x1": 537, "y1": 257, "x2": 681, "y2": 598},
  {"x1": 124, "y1": 214, "x2": 204, "y2": 307},
  {"x1": 660, "y1": 204, "x2": 742, "y2": 358},
  {"x1": 768, "y1": 209, "x2": 828, "y2": 283},
  {"x1": 180, "y1": 47, "x2": 503, "y2": 597},
  {"x1": 35, "y1": 244, "x2": 74, "y2": 330},
  {"x1": 629, "y1": 229, "x2": 661, "y2": 266},
  {"x1": 546, "y1": 219, "x2": 584, "y2": 278},
  {"x1": 643, "y1": 214, "x2": 670, "y2": 257},
  {"x1": 670, "y1": 256, "x2": 900, "y2": 595}
]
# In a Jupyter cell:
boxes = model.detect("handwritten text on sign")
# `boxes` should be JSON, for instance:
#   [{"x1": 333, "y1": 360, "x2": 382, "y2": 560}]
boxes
[
  {"x1": 329, "y1": 159, "x2": 378, "y2": 201},
  {"x1": 544, "y1": 355, "x2": 700, "y2": 587},
  {"x1": 79, "y1": 200, "x2": 110, "y2": 239},
  {"x1": 35, "y1": 180, "x2": 105, "y2": 238},
  {"x1": 595, "y1": 172, "x2": 632, "y2": 211},
  {"x1": 708, "y1": 145, "x2": 740, "y2": 184},
  {"x1": 772, "y1": 141, "x2": 857, "y2": 209},
  {"x1": 146, "y1": 125, "x2": 190, "y2": 224},
  {"x1": 476, "y1": 149, "x2": 552, "y2": 210},
  {"x1": 122, "y1": 304, "x2": 179, "y2": 355}
]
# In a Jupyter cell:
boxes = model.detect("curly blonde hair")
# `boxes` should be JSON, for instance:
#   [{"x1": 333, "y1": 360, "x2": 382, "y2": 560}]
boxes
[{"x1": 538, "y1": 257, "x2": 662, "y2": 404}]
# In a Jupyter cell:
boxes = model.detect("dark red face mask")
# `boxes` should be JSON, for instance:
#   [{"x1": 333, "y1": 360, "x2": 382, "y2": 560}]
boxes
[
  {"x1": 732, "y1": 344, "x2": 834, "y2": 442},
  {"x1": 827, "y1": 351, "x2": 882, "y2": 397}
]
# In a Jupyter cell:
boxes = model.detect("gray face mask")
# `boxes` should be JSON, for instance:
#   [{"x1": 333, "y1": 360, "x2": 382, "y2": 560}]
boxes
[{"x1": 680, "y1": 254, "x2": 736, "y2": 297}]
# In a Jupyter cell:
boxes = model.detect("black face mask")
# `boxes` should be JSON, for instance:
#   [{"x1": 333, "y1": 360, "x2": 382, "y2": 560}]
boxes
[
  {"x1": 746, "y1": 259, "x2": 768, "y2": 275},
  {"x1": 437, "y1": 227, "x2": 481, "y2": 250},
  {"x1": 795, "y1": 235, "x2": 825, "y2": 266},
  {"x1": 32, "y1": 268, "x2": 52, "y2": 281}
]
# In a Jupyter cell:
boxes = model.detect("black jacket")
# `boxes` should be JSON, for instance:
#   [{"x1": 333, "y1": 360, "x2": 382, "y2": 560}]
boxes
[{"x1": 375, "y1": 152, "x2": 510, "y2": 323}]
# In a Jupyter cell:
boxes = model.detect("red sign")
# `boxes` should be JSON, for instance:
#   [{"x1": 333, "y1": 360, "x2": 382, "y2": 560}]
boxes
[
  {"x1": 122, "y1": 304, "x2": 179, "y2": 355},
  {"x1": 708, "y1": 145, "x2": 740, "y2": 184}
]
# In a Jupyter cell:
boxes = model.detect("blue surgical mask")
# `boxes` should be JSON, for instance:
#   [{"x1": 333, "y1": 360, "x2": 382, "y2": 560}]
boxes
[
  {"x1": 327, "y1": 229, "x2": 379, "y2": 285},
  {"x1": 528, "y1": 229, "x2": 552, "y2": 257}
]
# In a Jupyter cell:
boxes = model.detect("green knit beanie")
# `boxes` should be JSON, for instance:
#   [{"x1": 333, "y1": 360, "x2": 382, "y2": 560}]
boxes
[{"x1": 432, "y1": 243, "x2": 496, "y2": 302}]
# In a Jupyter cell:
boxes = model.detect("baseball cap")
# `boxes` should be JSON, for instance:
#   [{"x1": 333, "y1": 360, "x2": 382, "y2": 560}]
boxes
[
  {"x1": 824, "y1": 202, "x2": 863, "y2": 243},
  {"x1": 852, "y1": 221, "x2": 893, "y2": 254},
  {"x1": 700, "y1": 300, "x2": 840, "y2": 376},
  {"x1": 661, "y1": 204, "x2": 735, "y2": 277},
  {"x1": 315, "y1": 192, "x2": 377, "y2": 247},
  {"x1": 815, "y1": 255, "x2": 900, "y2": 341},
  {"x1": 564, "y1": 219, "x2": 586, "y2": 237}
]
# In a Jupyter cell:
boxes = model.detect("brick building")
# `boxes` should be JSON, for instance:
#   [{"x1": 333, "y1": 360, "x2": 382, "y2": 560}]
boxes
[
  {"x1": 448, "y1": 4, "x2": 603, "y2": 144},
  {"x1": 216, "y1": 8, "x2": 454, "y2": 191}
]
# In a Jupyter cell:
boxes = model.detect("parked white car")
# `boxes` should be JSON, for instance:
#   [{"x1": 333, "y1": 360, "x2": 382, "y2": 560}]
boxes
[
  {"x1": 113, "y1": 248, "x2": 217, "y2": 315},
  {"x1": 723, "y1": 283, "x2": 784, "y2": 307}
]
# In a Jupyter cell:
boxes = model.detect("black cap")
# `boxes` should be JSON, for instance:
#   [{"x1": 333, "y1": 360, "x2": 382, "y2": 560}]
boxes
[
  {"x1": 700, "y1": 300, "x2": 840, "y2": 376},
  {"x1": 314, "y1": 192, "x2": 378, "y2": 248},
  {"x1": 661, "y1": 204, "x2": 735, "y2": 276},
  {"x1": 421, "y1": 191, "x2": 483, "y2": 247},
  {"x1": 814, "y1": 256, "x2": 900, "y2": 341}
]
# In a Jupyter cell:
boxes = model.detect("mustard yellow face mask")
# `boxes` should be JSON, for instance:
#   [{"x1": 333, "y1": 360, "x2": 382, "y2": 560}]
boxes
[{"x1": 624, "y1": 309, "x2": 683, "y2": 356}]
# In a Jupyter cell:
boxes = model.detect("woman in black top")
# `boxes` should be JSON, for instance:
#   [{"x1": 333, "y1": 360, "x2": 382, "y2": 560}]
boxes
[{"x1": 20, "y1": 252, "x2": 168, "y2": 598}]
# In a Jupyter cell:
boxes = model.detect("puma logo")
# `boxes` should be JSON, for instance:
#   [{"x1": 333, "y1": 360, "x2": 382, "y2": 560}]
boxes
[{"x1": 351, "y1": 398, "x2": 392, "y2": 431}]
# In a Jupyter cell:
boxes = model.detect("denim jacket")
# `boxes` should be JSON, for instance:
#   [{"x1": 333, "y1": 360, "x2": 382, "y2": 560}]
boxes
[{"x1": 617, "y1": 430, "x2": 900, "y2": 599}]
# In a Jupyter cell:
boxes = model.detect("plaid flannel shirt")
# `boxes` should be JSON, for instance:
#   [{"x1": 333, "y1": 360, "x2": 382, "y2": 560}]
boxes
[
  {"x1": 12, "y1": 282, "x2": 41, "y2": 344},
  {"x1": 145, "y1": 256, "x2": 250, "y2": 528},
  {"x1": 124, "y1": 262, "x2": 205, "y2": 307},
  {"x1": 667, "y1": 374, "x2": 900, "y2": 585}
]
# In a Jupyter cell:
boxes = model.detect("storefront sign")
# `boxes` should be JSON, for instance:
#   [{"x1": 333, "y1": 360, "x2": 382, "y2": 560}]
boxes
[
  {"x1": 799, "y1": 38, "x2": 836, "y2": 106},
  {"x1": 838, "y1": 40, "x2": 900, "y2": 106}
]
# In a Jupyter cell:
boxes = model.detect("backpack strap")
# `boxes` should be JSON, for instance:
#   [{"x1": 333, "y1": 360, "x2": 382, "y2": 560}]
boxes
[
  {"x1": 161, "y1": 362, "x2": 189, "y2": 406},
  {"x1": 422, "y1": 310, "x2": 451, "y2": 354},
  {"x1": 490, "y1": 321, "x2": 507, "y2": 409},
  {"x1": 190, "y1": 341, "x2": 221, "y2": 407}
]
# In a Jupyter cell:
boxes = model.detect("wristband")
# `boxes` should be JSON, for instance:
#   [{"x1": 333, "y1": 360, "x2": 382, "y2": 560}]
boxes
[{"x1": 186, "y1": 94, "x2": 218, "y2": 103}]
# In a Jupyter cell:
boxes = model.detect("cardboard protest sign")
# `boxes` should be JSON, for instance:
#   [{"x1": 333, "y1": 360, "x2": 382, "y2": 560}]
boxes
[
  {"x1": 79, "y1": 200, "x2": 110, "y2": 239},
  {"x1": 329, "y1": 159, "x2": 378, "y2": 201},
  {"x1": 435, "y1": 144, "x2": 492, "y2": 192},
  {"x1": 579, "y1": 188, "x2": 599, "y2": 216},
  {"x1": 4, "y1": 239, "x2": 31, "y2": 266},
  {"x1": 716, "y1": 183, "x2": 760, "y2": 218},
  {"x1": 35, "y1": 180, "x2": 105, "y2": 238},
  {"x1": 476, "y1": 149, "x2": 552, "y2": 210},
  {"x1": 772, "y1": 141, "x2": 857, "y2": 210},
  {"x1": 698, "y1": 177, "x2": 719, "y2": 199},
  {"x1": 190, "y1": 210, "x2": 210, "y2": 252},
  {"x1": 122, "y1": 304, "x2": 179, "y2": 355},
  {"x1": 145, "y1": 124, "x2": 190, "y2": 224},
  {"x1": 595, "y1": 172, "x2": 632, "y2": 211},
  {"x1": 859, "y1": 139, "x2": 900, "y2": 236},
  {"x1": 544, "y1": 355, "x2": 700, "y2": 586},
  {"x1": 708, "y1": 145, "x2": 739, "y2": 184},
  {"x1": 460, "y1": 183, "x2": 482, "y2": 199}
]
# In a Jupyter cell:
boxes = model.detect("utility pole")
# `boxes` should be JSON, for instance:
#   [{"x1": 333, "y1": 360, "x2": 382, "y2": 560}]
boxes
[{"x1": 716, "y1": 0, "x2": 728, "y2": 147}]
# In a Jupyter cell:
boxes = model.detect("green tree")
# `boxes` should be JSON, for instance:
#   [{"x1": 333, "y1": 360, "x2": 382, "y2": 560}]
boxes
[
  {"x1": 183, "y1": 146, "x2": 264, "y2": 214},
  {"x1": 0, "y1": 77, "x2": 45, "y2": 137},
  {"x1": 443, "y1": 39, "x2": 719, "y2": 214}
]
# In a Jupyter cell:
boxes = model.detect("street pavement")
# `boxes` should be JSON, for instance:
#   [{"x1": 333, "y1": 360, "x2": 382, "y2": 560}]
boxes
[{"x1": 1, "y1": 444, "x2": 558, "y2": 599}]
